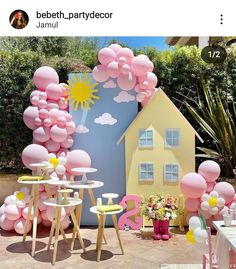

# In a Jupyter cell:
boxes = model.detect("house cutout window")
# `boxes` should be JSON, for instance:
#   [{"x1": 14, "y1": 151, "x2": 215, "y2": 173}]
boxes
[
  {"x1": 165, "y1": 128, "x2": 179, "y2": 147},
  {"x1": 139, "y1": 129, "x2": 153, "y2": 148},
  {"x1": 164, "y1": 164, "x2": 179, "y2": 182},
  {"x1": 139, "y1": 163, "x2": 154, "y2": 181}
]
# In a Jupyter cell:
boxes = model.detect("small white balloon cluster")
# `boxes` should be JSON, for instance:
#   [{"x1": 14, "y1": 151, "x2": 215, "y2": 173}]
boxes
[{"x1": 200, "y1": 191, "x2": 225, "y2": 215}]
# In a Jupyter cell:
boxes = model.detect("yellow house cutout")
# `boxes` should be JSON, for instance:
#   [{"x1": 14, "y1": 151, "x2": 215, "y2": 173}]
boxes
[{"x1": 117, "y1": 88, "x2": 203, "y2": 225}]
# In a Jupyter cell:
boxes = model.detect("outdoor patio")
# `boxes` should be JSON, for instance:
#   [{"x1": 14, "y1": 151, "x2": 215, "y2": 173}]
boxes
[{"x1": 0, "y1": 226, "x2": 204, "y2": 269}]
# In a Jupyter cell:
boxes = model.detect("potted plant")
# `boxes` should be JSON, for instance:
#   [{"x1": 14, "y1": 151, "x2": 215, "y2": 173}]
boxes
[{"x1": 141, "y1": 194, "x2": 178, "y2": 240}]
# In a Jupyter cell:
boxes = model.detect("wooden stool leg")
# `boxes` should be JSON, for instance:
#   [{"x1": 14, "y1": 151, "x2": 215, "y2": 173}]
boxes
[
  {"x1": 88, "y1": 188, "x2": 107, "y2": 244},
  {"x1": 112, "y1": 214, "x2": 124, "y2": 255},
  {"x1": 32, "y1": 185, "x2": 39, "y2": 257},
  {"x1": 60, "y1": 224, "x2": 67, "y2": 242},
  {"x1": 23, "y1": 186, "x2": 34, "y2": 242},
  {"x1": 44, "y1": 184, "x2": 52, "y2": 198},
  {"x1": 47, "y1": 208, "x2": 57, "y2": 251},
  {"x1": 72, "y1": 189, "x2": 84, "y2": 245},
  {"x1": 52, "y1": 207, "x2": 61, "y2": 265},
  {"x1": 97, "y1": 214, "x2": 106, "y2": 262},
  {"x1": 70, "y1": 208, "x2": 86, "y2": 253}
]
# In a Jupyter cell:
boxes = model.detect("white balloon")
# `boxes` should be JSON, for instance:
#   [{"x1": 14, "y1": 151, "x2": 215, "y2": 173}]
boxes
[
  {"x1": 194, "y1": 227, "x2": 208, "y2": 243},
  {"x1": 55, "y1": 164, "x2": 66, "y2": 175},
  {"x1": 4, "y1": 195, "x2": 17, "y2": 206},
  {"x1": 189, "y1": 216, "x2": 202, "y2": 230},
  {"x1": 209, "y1": 207, "x2": 218, "y2": 215},
  {"x1": 201, "y1": 201, "x2": 210, "y2": 211},
  {"x1": 210, "y1": 191, "x2": 219, "y2": 198},
  {"x1": 201, "y1": 193, "x2": 210, "y2": 202},
  {"x1": 48, "y1": 153, "x2": 56, "y2": 160},
  {"x1": 16, "y1": 200, "x2": 26, "y2": 208},
  {"x1": 58, "y1": 156, "x2": 67, "y2": 165},
  {"x1": 217, "y1": 198, "x2": 225, "y2": 208}
]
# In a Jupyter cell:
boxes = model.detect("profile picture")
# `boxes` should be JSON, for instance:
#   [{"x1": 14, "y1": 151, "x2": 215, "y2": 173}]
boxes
[{"x1": 9, "y1": 10, "x2": 29, "y2": 29}]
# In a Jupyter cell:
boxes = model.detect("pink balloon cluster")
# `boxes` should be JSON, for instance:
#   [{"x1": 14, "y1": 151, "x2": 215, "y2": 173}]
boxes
[
  {"x1": 180, "y1": 160, "x2": 236, "y2": 224},
  {"x1": 92, "y1": 44, "x2": 158, "y2": 106},
  {"x1": 23, "y1": 66, "x2": 76, "y2": 155},
  {"x1": 0, "y1": 186, "x2": 70, "y2": 234}
]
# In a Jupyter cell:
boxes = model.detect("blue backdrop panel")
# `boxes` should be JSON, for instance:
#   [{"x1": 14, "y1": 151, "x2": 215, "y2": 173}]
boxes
[{"x1": 69, "y1": 73, "x2": 138, "y2": 225}]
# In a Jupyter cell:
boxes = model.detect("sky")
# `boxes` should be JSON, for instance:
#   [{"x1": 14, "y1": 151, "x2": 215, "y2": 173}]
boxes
[{"x1": 98, "y1": 37, "x2": 168, "y2": 50}]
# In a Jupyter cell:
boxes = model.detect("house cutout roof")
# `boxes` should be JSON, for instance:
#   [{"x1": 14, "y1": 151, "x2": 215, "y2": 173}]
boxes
[{"x1": 117, "y1": 88, "x2": 204, "y2": 144}]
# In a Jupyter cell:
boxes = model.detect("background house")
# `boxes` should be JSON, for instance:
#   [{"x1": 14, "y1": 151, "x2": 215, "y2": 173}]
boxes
[{"x1": 117, "y1": 89, "x2": 202, "y2": 224}]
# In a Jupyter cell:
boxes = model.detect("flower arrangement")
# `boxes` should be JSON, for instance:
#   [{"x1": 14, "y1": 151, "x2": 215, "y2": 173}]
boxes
[{"x1": 141, "y1": 194, "x2": 178, "y2": 221}]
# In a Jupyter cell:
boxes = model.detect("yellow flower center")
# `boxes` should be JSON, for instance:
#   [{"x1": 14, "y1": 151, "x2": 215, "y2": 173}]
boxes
[
  {"x1": 15, "y1": 191, "x2": 25, "y2": 201},
  {"x1": 186, "y1": 230, "x2": 196, "y2": 244},
  {"x1": 50, "y1": 157, "x2": 59, "y2": 167},
  {"x1": 208, "y1": 197, "x2": 217, "y2": 207}
]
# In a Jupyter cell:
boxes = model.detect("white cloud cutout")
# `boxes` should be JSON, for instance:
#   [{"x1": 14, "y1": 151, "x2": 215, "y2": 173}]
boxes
[
  {"x1": 94, "y1": 113, "x2": 117, "y2": 125},
  {"x1": 75, "y1": 124, "x2": 90, "y2": 134},
  {"x1": 103, "y1": 80, "x2": 117, "y2": 89},
  {"x1": 113, "y1": 91, "x2": 135, "y2": 103}
]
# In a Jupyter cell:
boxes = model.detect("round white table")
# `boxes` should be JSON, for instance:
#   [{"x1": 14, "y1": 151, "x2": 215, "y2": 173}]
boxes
[
  {"x1": 43, "y1": 198, "x2": 85, "y2": 265},
  {"x1": 65, "y1": 180, "x2": 106, "y2": 244},
  {"x1": 70, "y1": 167, "x2": 98, "y2": 184},
  {"x1": 17, "y1": 174, "x2": 55, "y2": 257},
  {"x1": 90, "y1": 206, "x2": 124, "y2": 262},
  {"x1": 102, "y1": 193, "x2": 119, "y2": 205}
]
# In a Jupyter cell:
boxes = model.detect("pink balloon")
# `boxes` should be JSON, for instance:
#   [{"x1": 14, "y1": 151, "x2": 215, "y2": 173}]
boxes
[
  {"x1": 214, "y1": 206, "x2": 229, "y2": 220},
  {"x1": 92, "y1": 65, "x2": 109, "y2": 82},
  {"x1": 22, "y1": 206, "x2": 36, "y2": 220},
  {"x1": 117, "y1": 72, "x2": 136, "y2": 91},
  {"x1": 121, "y1": 64, "x2": 131, "y2": 75},
  {"x1": 186, "y1": 212, "x2": 198, "y2": 223},
  {"x1": 117, "y1": 48, "x2": 134, "y2": 64},
  {"x1": 5, "y1": 204, "x2": 22, "y2": 221},
  {"x1": 180, "y1": 172, "x2": 207, "y2": 198},
  {"x1": 65, "y1": 113, "x2": 72, "y2": 122},
  {"x1": 139, "y1": 72, "x2": 158, "y2": 90},
  {"x1": 37, "y1": 213, "x2": 42, "y2": 224},
  {"x1": 4, "y1": 195, "x2": 17, "y2": 206},
  {"x1": 61, "y1": 215, "x2": 70, "y2": 230},
  {"x1": 57, "y1": 116, "x2": 67, "y2": 128},
  {"x1": 40, "y1": 192, "x2": 48, "y2": 200},
  {"x1": 41, "y1": 210, "x2": 49, "y2": 221},
  {"x1": 107, "y1": 61, "x2": 120, "y2": 78},
  {"x1": 35, "y1": 117, "x2": 42, "y2": 127},
  {"x1": 0, "y1": 214, "x2": 15, "y2": 231},
  {"x1": 198, "y1": 160, "x2": 221, "y2": 182},
  {"x1": 109, "y1": 43, "x2": 122, "y2": 54},
  {"x1": 23, "y1": 106, "x2": 39, "y2": 130},
  {"x1": 30, "y1": 90, "x2": 41, "y2": 99},
  {"x1": 38, "y1": 184, "x2": 45, "y2": 192},
  {"x1": 66, "y1": 149, "x2": 91, "y2": 174},
  {"x1": 185, "y1": 198, "x2": 200, "y2": 212},
  {"x1": 45, "y1": 139, "x2": 60, "y2": 152},
  {"x1": 33, "y1": 66, "x2": 59, "y2": 91},
  {"x1": 42, "y1": 219, "x2": 51, "y2": 227},
  {"x1": 200, "y1": 209, "x2": 212, "y2": 220},
  {"x1": 49, "y1": 108, "x2": 65, "y2": 124},
  {"x1": 206, "y1": 182, "x2": 216, "y2": 193},
  {"x1": 50, "y1": 125, "x2": 68, "y2": 143},
  {"x1": 136, "y1": 92, "x2": 146, "y2": 102},
  {"x1": 31, "y1": 96, "x2": 39, "y2": 106},
  {"x1": 98, "y1": 47, "x2": 116, "y2": 65},
  {"x1": 14, "y1": 217, "x2": 32, "y2": 234},
  {"x1": 47, "y1": 101, "x2": 59, "y2": 110},
  {"x1": 38, "y1": 198, "x2": 47, "y2": 211},
  {"x1": 66, "y1": 121, "x2": 76, "y2": 135},
  {"x1": 131, "y1": 56, "x2": 153, "y2": 76},
  {"x1": 58, "y1": 98, "x2": 68, "y2": 110},
  {"x1": 213, "y1": 182, "x2": 235, "y2": 204},
  {"x1": 0, "y1": 204, "x2": 5, "y2": 216},
  {"x1": 59, "y1": 83, "x2": 68, "y2": 97},
  {"x1": 39, "y1": 108, "x2": 49, "y2": 119},
  {"x1": 43, "y1": 118, "x2": 52, "y2": 128},
  {"x1": 46, "y1": 83, "x2": 63, "y2": 101},
  {"x1": 38, "y1": 99, "x2": 47, "y2": 109},
  {"x1": 39, "y1": 91, "x2": 47, "y2": 100},
  {"x1": 33, "y1": 126, "x2": 50, "y2": 143},
  {"x1": 46, "y1": 206, "x2": 66, "y2": 222},
  {"x1": 61, "y1": 135, "x2": 74, "y2": 148},
  {"x1": 57, "y1": 148, "x2": 69, "y2": 157},
  {"x1": 21, "y1": 144, "x2": 48, "y2": 170}
]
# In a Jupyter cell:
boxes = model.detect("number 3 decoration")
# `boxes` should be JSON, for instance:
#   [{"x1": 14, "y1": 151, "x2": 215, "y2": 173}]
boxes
[{"x1": 118, "y1": 194, "x2": 143, "y2": 230}]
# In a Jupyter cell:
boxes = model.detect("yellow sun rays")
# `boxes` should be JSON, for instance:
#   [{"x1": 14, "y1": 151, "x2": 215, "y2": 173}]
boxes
[{"x1": 66, "y1": 73, "x2": 99, "y2": 110}]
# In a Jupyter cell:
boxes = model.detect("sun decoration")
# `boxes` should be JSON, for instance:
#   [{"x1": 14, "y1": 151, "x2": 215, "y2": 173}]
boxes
[{"x1": 66, "y1": 73, "x2": 99, "y2": 110}]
